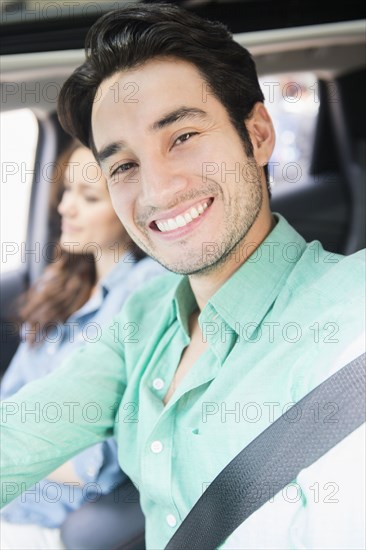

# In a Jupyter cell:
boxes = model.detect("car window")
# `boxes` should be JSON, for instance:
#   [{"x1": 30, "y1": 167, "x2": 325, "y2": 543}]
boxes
[
  {"x1": 1, "y1": 108, "x2": 38, "y2": 273},
  {"x1": 259, "y1": 72, "x2": 319, "y2": 189}
]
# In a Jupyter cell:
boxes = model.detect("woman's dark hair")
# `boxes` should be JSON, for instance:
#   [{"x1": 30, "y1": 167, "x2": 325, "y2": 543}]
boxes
[{"x1": 58, "y1": 3, "x2": 268, "y2": 187}]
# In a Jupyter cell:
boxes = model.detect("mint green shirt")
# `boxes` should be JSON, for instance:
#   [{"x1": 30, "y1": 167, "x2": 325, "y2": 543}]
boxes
[{"x1": 1, "y1": 215, "x2": 365, "y2": 549}]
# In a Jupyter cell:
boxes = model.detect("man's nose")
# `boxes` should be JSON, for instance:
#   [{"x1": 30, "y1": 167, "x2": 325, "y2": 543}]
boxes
[{"x1": 139, "y1": 158, "x2": 189, "y2": 208}]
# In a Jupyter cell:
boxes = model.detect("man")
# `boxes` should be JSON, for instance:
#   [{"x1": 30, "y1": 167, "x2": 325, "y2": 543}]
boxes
[{"x1": 1, "y1": 4, "x2": 365, "y2": 549}]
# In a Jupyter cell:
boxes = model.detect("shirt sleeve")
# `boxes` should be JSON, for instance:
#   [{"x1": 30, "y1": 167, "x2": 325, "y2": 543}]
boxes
[{"x1": 0, "y1": 319, "x2": 127, "y2": 507}]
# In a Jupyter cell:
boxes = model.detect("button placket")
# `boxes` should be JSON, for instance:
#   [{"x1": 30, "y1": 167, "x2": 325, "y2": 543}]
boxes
[
  {"x1": 152, "y1": 378, "x2": 165, "y2": 391},
  {"x1": 140, "y1": 410, "x2": 180, "y2": 523},
  {"x1": 166, "y1": 514, "x2": 177, "y2": 527},
  {"x1": 150, "y1": 440, "x2": 164, "y2": 454}
]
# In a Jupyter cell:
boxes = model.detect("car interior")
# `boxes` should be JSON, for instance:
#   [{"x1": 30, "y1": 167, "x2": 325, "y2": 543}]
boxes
[{"x1": 1, "y1": 1, "x2": 365, "y2": 548}]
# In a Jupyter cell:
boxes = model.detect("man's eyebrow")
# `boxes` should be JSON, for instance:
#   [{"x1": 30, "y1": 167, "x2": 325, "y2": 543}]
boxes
[
  {"x1": 96, "y1": 108, "x2": 207, "y2": 164},
  {"x1": 96, "y1": 141, "x2": 126, "y2": 165},
  {"x1": 150, "y1": 107, "x2": 208, "y2": 131}
]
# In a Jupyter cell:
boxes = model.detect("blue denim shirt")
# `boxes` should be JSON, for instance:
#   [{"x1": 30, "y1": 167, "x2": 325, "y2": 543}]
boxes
[{"x1": 0, "y1": 254, "x2": 166, "y2": 528}]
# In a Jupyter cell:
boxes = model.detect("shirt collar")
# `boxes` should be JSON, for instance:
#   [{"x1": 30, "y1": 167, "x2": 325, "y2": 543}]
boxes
[
  {"x1": 100, "y1": 252, "x2": 139, "y2": 295},
  {"x1": 207, "y1": 213, "x2": 306, "y2": 336},
  {"x1": 171, "y1": 214, "x2": 306, "y2": 338},
  {"x1": 69, "y1": 253, "x2": 139, "y2": 319}
]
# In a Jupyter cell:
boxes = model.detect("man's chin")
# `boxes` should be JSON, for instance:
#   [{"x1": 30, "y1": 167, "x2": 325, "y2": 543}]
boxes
[
  {"x1": 137, "y1": 236, "x2": 238, "y2": 276},
  {"x1": 155, "y1": 254, "x2": 228, "y2": 277}
]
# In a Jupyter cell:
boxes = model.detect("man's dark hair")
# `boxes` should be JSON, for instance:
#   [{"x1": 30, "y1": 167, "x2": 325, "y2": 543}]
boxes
[{"x1": 58, "y1": 2, "x2": 268, "y2": 188}]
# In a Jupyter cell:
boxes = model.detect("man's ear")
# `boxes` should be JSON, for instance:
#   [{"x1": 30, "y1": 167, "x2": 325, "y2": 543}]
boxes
[{"x1": 246, "y1": 102, "x2": 275, "y2": 166}]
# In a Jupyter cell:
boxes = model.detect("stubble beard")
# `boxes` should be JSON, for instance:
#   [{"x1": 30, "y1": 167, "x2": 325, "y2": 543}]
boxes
[{"x1": 130, "y1": 167, "x2": 263, "y2": 276}]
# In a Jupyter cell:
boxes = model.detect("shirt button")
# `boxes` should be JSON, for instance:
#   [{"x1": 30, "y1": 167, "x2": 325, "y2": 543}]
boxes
[
  {"x1": 46, "y1": 347, "x2": 56, "y2": 356},
  {"x1": 152, "y1": 378, "x2": 165, "y2": 390},
  {"x1": 150, "y1": 440, "x2": 163, "y2": 454},
  {"x1": 166, "y1": 514, "x2": 177, "y2": 527},
  {"x1": 87, "y1": 466, "x2": 96, "y2": 477}
]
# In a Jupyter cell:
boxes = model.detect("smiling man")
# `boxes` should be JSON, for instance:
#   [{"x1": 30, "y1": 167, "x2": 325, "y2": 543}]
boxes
[
  {"x1": 91, "y1": 58, "x2": 274, "y2": 282},
  {"x1": 1, "y1": 4, "x2": 365, "y2": 550}
]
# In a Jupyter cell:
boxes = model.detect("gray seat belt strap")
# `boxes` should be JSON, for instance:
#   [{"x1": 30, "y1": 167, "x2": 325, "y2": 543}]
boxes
[{"x1": 165, "y1": 352, "x2": 366, "y2": 550}]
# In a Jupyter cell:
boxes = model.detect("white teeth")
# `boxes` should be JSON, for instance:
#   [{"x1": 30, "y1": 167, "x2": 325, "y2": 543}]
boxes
[
  {"x1": 155, "y1": 200, "x2": 210, "y2": 232},
  {"x1": 167, "y1": 218, "x2": 178, "y2": 231},
  {"x1": 176, "y1": 215, "x2": 186, "y2": 228}
]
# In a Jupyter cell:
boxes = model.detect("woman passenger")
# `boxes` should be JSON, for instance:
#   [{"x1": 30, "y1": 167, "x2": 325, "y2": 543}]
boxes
[{"x1": 0, "y1": 142, "x2": 165, "y2": 550}]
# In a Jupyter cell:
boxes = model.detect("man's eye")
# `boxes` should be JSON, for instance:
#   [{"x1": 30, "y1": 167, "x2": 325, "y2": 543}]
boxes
[
  {"x1": 174, "y1": 132, "x2": 198, "y2": 146},
  {"x1": 111, "y1": 162, "x2": 137, "y2": 176}
]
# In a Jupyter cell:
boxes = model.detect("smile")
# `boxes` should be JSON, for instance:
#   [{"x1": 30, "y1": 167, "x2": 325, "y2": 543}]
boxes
[{"x1": 154, "y1": 199, "x2": 213, "y2": 233}]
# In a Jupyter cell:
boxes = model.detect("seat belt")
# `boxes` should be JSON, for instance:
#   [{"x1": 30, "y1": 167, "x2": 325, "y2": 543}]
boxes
[{"x1": 165, "y1": 352, "x2": 366, "y2": 550}]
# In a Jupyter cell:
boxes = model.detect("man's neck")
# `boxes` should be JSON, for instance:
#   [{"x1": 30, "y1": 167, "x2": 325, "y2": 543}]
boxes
[{"x1": 189, "y1": 211, "x2": 276, "y2": 311}]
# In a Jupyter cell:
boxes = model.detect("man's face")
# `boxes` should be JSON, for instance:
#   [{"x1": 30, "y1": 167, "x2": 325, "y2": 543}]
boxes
[{"x1": 92, "y1": 58, "x2": 267, "y2": 275}]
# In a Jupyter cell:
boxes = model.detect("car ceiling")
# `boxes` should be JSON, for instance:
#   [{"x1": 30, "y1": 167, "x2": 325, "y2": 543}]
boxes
[
  {"x1": 1, "y1": 17, "x2": 365, "y2": 114},
  {"x1": 1, "y1": 0, "x2": 365, "y2": 53},
  {"x1": 0, "y1": 1, "x2": 365, "y2": 113}
]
